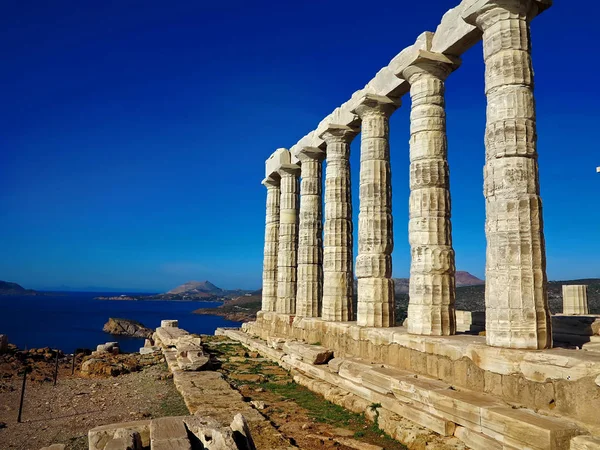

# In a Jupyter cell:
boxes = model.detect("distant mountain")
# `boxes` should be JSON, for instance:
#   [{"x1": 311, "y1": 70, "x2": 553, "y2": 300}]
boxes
[
  {"x1": 0, "y1": 281, "x2": 38, "y2": 296},
  {"x1": 392, "y1": 271, "x2": 484, "y2": 294},
  {"x1": 166, "y1": 280, "x2": 223, "y2": 296}
]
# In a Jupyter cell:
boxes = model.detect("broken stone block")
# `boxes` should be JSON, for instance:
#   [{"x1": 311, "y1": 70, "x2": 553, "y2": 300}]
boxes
[
  {"x1": 229, "y1": 413, "x2": 257, "y2": 450},
  {"x1": 139, "y1": 346, "x2": 160, "y2": 355},
  {"x1": 161, "y1": 319, "x2": 179, "y2": 328},
  {"x1": 112, "y1": 428, "x2": 142, "y2": 450},
  {"x1": 88, "y1": 420, "x2": 151, "y2": 450},
  {"x1": 96, "y1": 342, "x2": 119, "y2": 354},
  {"x1": 282, "y1": 341, "x2": 333, "y2": 365},
  {"x1": 571, "y1": 435, "x2": 600, "y2": 450}
]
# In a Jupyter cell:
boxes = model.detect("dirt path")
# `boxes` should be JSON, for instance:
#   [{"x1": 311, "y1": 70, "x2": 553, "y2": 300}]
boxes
[{"x1": 0, "y1": 357, "x2": 187, "y2": 450}]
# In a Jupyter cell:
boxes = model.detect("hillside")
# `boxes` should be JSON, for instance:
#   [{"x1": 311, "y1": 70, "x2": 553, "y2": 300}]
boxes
[
  {"x1": 393, "y1": 271, "x2": 484, "y2": 295},
  {"x1": 454, "y1": 278, "x2": 600, "y2": 314},
  {"x1": 154, "y1": 280, "x2": 254, "y2": 301},
  {"x1": 0, "y1": 281, "x2": 38, "y2": 296}
]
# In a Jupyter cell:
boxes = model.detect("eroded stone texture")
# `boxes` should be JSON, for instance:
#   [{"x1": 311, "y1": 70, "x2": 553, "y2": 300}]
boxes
[
  {"x1": 296, "y1": 147, "x2": 325, "y2": 318},
  {"x1": 464, "y1": 0, "x2": 552, "y2": 349},
  {"x1": 401, "y1": 54, "x2": 458, "y2": 336},
  {"x1": 563, "y1": 285, "x2": 589, "y2": 316},
  {"x1": 276, "y1": 160, "x2": 300, "y2": 314},
  {"x1": 353, "y1": 94, "x2": 400, "y2": 328},
  {"x1": 320, "y1": 125, "x2": 359, "y2": 322},
  {"x1": 261, "y1": 176, "x2": 280, "y2": 312}
]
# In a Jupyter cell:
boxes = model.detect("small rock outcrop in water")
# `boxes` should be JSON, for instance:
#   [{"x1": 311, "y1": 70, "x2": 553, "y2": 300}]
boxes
[{"x1": 103, "y1": 318, "x2": 153, "y2": 339}]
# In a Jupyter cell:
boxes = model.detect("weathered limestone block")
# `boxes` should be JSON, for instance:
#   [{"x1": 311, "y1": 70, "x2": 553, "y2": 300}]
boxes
[
  {"x1": 295, "y1": 147, "x2": 325, "y2": 318},
  {"x1": 563, "y1": 285, "x2": 589, "y2": 315},
  {"x1": 399, "y1": 46, "x2": 459, "y2": 336},
  {"x1": 0, "y1": 334, "x2": 8, "y2": 353},
  {"x1": 261, "y1": 176, "x2": 280, "y2": 312},
  {"x1": 276, "y1": 152, "x2": 300, "y2": 314},
  {"x1": 139, "y1": 346, "x2": 160, "y2": 355},
  {"x1": 571, "y1": 435, "x2": 600, "y2": 450},
  {"x1": 155, "y1": 326, "x2": 189, "y2": 347},
  {"x1": 108, "y1": 429, "x2": 142, "y2": 450},
  {"x1": 463, "y1": 0, "x2": 552, "y2": 350},
  {"x1": 96, "y1": 342, "x2": 119, "y2": 354},
  {"x1": 229, "y1": 413, "x2": 257, "y2": 450},
  {"x1": 161, "y1": 320, "x2": 178, "y2": 328},
  {"x1": 320, "y1": 125, "x2": 359, "y2": 322},
  {"x1": 150, "y1": 416, "x2": 191, "y2": 450},
  {"x1": 480, "y1": 407, "x2": 582, "y2": 449},
  {"x1": 282, "y1": 341, "x2": 333, "y2": 365},
  {"x1": 89, "y1": 420, "x2": 151, "y2": 450},
  {"x1": 352, "y1": 94, "x2": 400, "y2": 328}
]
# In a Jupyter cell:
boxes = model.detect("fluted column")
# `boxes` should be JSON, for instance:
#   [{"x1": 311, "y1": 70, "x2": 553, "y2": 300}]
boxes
[
  {"x1": 401, "y1": 56, "x2": 458, "y2": 336},
  {"x1": 320, "y1": 125, "x2": 359, "y2": 322},
  {"x1": 296, "y1": 148, "x2": 325, "y2": 317},
  {"x1": 353, "y1": 95, "x2": 399, "y2": 327},
  {"x1": 464, "y1": 0, "x2": 552, "y2": 349},
  {"x1": 276, "y1": 163, "x2": 301, "y2": 314},
  {"x1": 261, "y1": 176, "x2": 280, "y2": 312}
]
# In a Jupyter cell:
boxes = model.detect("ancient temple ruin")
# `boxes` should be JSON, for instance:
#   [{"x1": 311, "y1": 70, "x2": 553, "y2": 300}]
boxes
[
  {"x1": 262, "y1": 0, "x2": 553, "y2": 349},
  {"x1": 222, "y1": 0, "x2": 600, "y2": 448}
]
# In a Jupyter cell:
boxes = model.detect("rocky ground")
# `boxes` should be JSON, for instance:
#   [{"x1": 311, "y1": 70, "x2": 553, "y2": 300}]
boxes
[
  {"x1": 204, "y1": 335, "x2": 408, "y2": 450},
  {"x1": 0, "y1": 349, "x2": 188, "y2": 450}
]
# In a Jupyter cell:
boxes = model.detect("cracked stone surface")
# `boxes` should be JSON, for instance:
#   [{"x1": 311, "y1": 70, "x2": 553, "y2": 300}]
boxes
[
  {"x1": 261, "y1": 177, "x2": 280, "y2": 312},
  {"x1": 353, "y1": 94, "x2": 399, "y2": 328},
  {"x1": 320, "y1": 125, "x2": 358, "y2": 322},
  {"x1": 402, "y1": 56, "x2": 457, "y2": 336},
  {"x1": 466, "y1": 0, "x2": 552, "y2": 349},
  {"x1": 296, "y1": 148, "x2": 325, "y2": 318}
]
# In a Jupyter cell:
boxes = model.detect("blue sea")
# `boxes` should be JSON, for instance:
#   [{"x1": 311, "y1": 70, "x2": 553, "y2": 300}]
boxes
[{"x1": 0, "y1": 292, "x2": 242, "y2": 353}]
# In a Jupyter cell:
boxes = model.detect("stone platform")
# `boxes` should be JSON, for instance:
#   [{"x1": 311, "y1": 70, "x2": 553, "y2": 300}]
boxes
[{"x1": 230, "y1": 312, "x2": 600, "y2": 447}]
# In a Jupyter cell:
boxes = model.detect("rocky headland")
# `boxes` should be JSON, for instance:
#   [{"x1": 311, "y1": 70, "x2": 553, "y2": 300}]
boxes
[
  {"x1": 103, "y1": 318, "x2": 153, "y2": 339},
  {"x1": 0, "y1": 281, "x2": 39, "y2": 296}
]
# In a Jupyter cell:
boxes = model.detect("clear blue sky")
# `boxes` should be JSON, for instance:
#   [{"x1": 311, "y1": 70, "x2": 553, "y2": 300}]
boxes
[{"x1": 1, "y1": 1, "x2": 598, "y2": 292}]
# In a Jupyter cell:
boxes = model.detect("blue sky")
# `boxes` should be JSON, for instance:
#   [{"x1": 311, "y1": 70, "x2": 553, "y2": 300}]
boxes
[{"x1": 1, "y1": 1, "x2": 598, "y2": 292}]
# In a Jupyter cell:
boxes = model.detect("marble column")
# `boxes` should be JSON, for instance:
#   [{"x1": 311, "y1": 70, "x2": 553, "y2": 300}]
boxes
[
  {"x1": 562, "y1": 285, "x2": 589, "y2": 316},
  {"x1": 353, "y1": 95, "x2": 399, "y2": 327},
  {"x1": 320, "y1": 125, "x2": 358, "y2": 322},
  {"x1": 276, "y1": 162, "x2": 301, "y2": 314},
  {"x1": 465, "y1": 0, "x2": 552, "y2": 349},
  {"x1": 401, "y1": 56, "x2": 458, "y2": 336},
  {"x1": 296, "y1": 147, "x2": 325, "y2": 318},
  {"x1": 261, "y1": 176, "x2": 280, "y2": 312}
]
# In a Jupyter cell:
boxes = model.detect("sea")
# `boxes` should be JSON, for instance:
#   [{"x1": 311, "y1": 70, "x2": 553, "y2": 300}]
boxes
[{"x1": 0, "y1": 292, "x2": 243, "y2": 353}]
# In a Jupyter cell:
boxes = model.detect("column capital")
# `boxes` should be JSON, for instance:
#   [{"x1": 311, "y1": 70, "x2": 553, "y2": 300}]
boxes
[
  {"x1": 462, "y1": 0, "x2": 551, "y2": 27},
  {"x1": 352, "y1": 94, "x2": 400, "y2": 119},
  {"x1": 318, "y1": 124, "x2": 359, "y2": 144},
  {"x1": 399, "y1": 50, "x2": 461, "y2": 82},
  {"x1": 262, "y1": 175, "x2": 280, "y2": 189},
  {"x1": 297, "y1": 146, "x2": 325, "y2": 163},
  {"x1": 277, "y1": 163, "x2": 301, "y2": 177}
]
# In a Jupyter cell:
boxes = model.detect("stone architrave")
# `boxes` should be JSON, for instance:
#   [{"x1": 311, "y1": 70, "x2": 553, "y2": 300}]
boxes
[
  {"x1": 319, "y1": 125, "x2": 359, "y2": 322},
  {"x1": 276, "y1": 160, "x2": 301, "y2": 314},
  {"x1": 296, "y1": 147, "x2": 326, "y2": 318},
  {"x1": 261, "y1": 176, "x2": 281, "y2": 312},
  {"x1": 464, "y1": 0, "x2": 552, "y2": 349},
  {"x1": 352, "y1": 94, "x2": 400, "y2": 328},
  {"x1": 400, "y1": 53, "x2": 459, "y2": 336},
  {"x1": 562, "y1": 285, "x2": 589, "y2": 316}
]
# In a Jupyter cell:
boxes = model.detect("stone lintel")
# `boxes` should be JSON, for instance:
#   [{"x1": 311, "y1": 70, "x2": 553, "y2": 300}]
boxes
[
  {"x1": 364, "y1": 66, "x2": 410, "y2": 99},
  {"x1": 351, "y1": 93, "x2": 401, "y2": 117},
  {"x1": 462, "y1": 0, "x2": 553, "y2": 24},
  {"x1": 265, "y1": 148, "x2": 290, "y2": 180},
  {"x1": 431, "y1": 3, "x2": 481, "y2": 57}
]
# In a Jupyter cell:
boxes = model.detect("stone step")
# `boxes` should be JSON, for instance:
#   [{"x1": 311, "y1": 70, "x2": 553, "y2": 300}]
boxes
[
  {"x1": 224, "y1": 329, "x2": 586, "y2": 450},
  {"x1": 149, "y1": 417, "x2": 191, "y2": 450}
]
